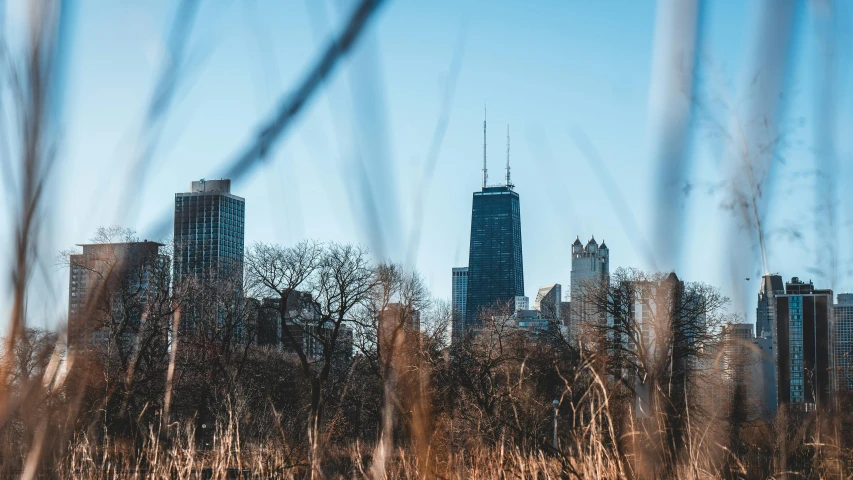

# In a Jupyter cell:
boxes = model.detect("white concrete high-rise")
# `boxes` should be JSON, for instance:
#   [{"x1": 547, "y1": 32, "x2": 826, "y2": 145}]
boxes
[{"x1": 570, "y1": 236, "x2": 609, "y2": 332}]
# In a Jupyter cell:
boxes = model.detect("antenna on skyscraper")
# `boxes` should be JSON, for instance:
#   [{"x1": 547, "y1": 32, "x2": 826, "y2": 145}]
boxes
[
  {"x1": 483, "y1": 104, "x2": 488, "y2": 188},
  {"x1": 505, "y1": 124, "x2": 512, "y2": 188}
]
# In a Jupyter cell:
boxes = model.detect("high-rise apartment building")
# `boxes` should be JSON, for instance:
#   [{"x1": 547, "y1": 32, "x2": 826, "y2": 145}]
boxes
[
  {"x1": 560, "y1": 301, "x2": 571, "y2": 327},
  {"x1": 775, "y1": 277, "x2": 833, "y2": 411},
  {"x1": 464, "y1": 115, "x2": 524, "y2": 329},
  {"x1": 756, "y1": 274, "x2": 784, "y2": 339},
  {"x1": 173, "y1": 179, "x2": 245, "y2": 284},
  {"x1": 534, "y1": 283, "x2": 561, "y2": 321},
  {"x1": 570, "y1": 236, "x2": 609, "y2": 330},
  {"x1": 68, "y1": 241, "x2": 169, "y2": 349},
  {"x1": 720, "y1": 323, "x2": 779, "y2": 419},
  {"x1": 451, "y1": 267, "x2": 468, "y2": 343},
  {"x1": 257, "y1": 292, "x2": 352, "y2": 359},
  {"x1": 834, "y1": 293, "x2": 853, "y2": 391},
  {"x1": 721, "y1": 323, "x2": 755, "y2": 381},
  {"x1": 750, "y1": 336, "x2": 778, "y2": 419}
]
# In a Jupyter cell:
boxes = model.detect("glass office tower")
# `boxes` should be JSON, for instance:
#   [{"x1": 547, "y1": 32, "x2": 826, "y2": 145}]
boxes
[
  {"x1": 464, "y1": 185, "x2": 524, "y2": 327},
  {"x1": 834, "y1": 294, "x2": 853, "y2": 391},
  {"x1": 451, "y1": 267, "x2": 469, "y2": 343},
  {"x1": 173, "y1": 179, "x2": 245, "y2": 284}
]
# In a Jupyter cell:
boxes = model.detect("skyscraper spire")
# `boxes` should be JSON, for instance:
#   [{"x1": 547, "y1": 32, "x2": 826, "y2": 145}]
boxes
[
  {"x1": 505, "y1": 124, "x2": 512, "y2": 188},
  {"x1": 482, "y1": 104, "x2": 488, "y2": 188}
]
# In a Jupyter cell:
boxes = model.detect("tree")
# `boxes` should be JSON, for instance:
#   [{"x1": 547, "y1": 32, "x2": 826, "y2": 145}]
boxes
[
  {"x1": 171, "y1": 270, "x2": 258, "y2": 442},
  {"x1": 61, "y1": 226, "x2": 175, "y2": 438},
  {"x1": 356, "y1": 263, "x2": 430, "y2": 477},
  {"x1": 579, "y1": 267, "x2": 729, "y2": 477},
  {"x1": 245, "y1": 241, "x2": 374, "y2": 477}
]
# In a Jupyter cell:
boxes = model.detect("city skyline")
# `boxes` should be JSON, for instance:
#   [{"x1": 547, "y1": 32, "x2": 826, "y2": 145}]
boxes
[
  {"x1": 3, "y1": 1, "x2": 853, "y2": 332},
  {"x1": 54, "y1": 170, "x2": 853, "y2": 332},
  {"x1": 5, "y1": 2, "x2": 853, "y2": 476}
]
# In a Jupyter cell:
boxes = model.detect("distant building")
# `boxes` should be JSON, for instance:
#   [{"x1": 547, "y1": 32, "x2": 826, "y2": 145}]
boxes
[
  {"x1": 257, "y1": 293, "x2": 352, "y2": 359},
  {"x1": 721, "y1": 323, "x2": 755, "y2": 396},
  {"x1": 68, "y1": 241, "x2": 169, "y2": 350},
  {"x1": 515, "y1": 296, "x2": 529, "y2": 312},
  {"x1": 750, "y1": 336, "x2": 778, "y2": 419},
  {"x1": 173, "y1": 179, "x2": 245, "y2": 285},
  {"x1": 451, "y1": 267, "x2": 468, "y2": 343},
  {"x1": 534, "y1": 284, "x2": 562, "y2": 321},
  {"x1": 512, "y1": 309, "x2": 552, "y2": 332},
  {"x1": 722, "y1": 323, "x2": 754, "y2": 378},
  {"x1": 756, "y1": 274, "x2": 783, "y2": 338},
  {"x1": 380, "y1": 302, "x2": 421, "y2": 335},
  {"x1": 833, "y1": 293, "x2": 853, "y2": 391},
  {"x1": 619, "y1": 273, "x2": 709, "y2": 418},
  {"x1": 560, "y1": 301, "x2": 571, "y2": 327},
  {"x1": 719, "y1": 323, "x2": 777, "y2": 420},
  {"x1": 570, "y1": 236, "x2": 609, "y2": 332},
  {"x1": 775, "y1": 277, "x2": 833, "y2": 411},
  {"x1": 378, "y1": 302, "x2": 421, "y2": 360},
  {"x1": 464, "y1": 114, "x2": 524, "y2": 329},
  {"x1": 465, "y1": 184, "x2": 524, "y2": 327}
]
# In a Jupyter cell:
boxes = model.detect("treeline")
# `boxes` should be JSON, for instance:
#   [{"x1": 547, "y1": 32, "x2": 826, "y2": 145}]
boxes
[{"x1": 3, "y1": 231, "x2": 853, "y2": 478}]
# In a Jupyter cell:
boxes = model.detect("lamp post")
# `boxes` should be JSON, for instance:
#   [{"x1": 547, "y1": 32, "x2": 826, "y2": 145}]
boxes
[{"x1": 552, "y1": 399, "x2": 559, "y2": 449}]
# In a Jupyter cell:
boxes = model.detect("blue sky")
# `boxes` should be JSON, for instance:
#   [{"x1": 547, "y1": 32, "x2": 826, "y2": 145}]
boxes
[{"x1": 2, "y1": 0, "x2": 852, "y2": 329}]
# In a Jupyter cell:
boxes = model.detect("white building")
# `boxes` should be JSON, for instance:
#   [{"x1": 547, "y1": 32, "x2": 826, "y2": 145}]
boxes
[
  {"x1": 515, "y1": 295, "x2": 529, "y2": 312},
  {"x1": 570, "y1": 236, "x2": 609, "y2": 333}
]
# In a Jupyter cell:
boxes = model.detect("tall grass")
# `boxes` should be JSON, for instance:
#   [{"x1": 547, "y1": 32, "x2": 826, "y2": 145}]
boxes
[{"x1": 3, "y1": 1, "x2": 851, "y2": 479}]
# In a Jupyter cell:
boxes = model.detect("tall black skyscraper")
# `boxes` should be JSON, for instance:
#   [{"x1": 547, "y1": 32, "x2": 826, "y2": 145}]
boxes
[
  {"x1": 463, "y1": 115, "x2": 524, "y2": 328},
  {"x1": 174, "y1": 179, "x2": 245, "y2": 284}
]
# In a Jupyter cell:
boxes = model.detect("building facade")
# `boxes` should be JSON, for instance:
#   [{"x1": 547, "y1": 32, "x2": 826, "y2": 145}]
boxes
[
  {"x1": 173, "y1": 179, "x2": 245, "y2": 284},
  {"x1": 534, "y1": 283, "x2": 562, "y2": 321},
  {"x1": 756, "y1": 274, "x2": 784, "y2": 339},
  {"x1": 722, "y1": 323, "x2": 755, "y2": 379},
  {"x1": 68, "y1": 241, "x2": 169, "y2": 349},
  {"x1": 833, "y1": 293, "x2": 853, "y2": 391},
  {"x1": 257, "y1": 293, "x2": 352, "y2": 359},
  {"x1": 451, "y1": 267, "x2": 468, "y2": 343},
  {"x1": 570, "y1": 236, "x2": 609, "y2": 331},
  {"x1": 775, "y1": 277, "x2": 833, "y2": 411},
  {"x1": 464, "y1": 185, "x2": 524, "y2": 328},
  {"x1": 750, "y1": 336, "x2": 778, "y2": 419},
  {"x1": 718, "y1": 324, "x2": 777, "y2": 420}
]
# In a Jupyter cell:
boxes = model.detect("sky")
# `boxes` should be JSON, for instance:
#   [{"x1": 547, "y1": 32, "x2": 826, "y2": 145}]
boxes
[{"x1": 2, "y1": 0, "x2": 853, "y2": 330}]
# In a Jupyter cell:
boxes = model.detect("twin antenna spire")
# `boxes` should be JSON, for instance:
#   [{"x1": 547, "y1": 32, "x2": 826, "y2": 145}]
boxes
[
  {"x1": 482, "y1": 104, "x2": 513, "y2": 189},
  {"x1": 482, "y1": 105, "x2": 487, "y2": 188}
]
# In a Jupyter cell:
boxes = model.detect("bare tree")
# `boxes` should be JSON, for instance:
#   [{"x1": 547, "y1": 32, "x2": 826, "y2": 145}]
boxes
[
  {"x1": 173, "y1": 271, "x2": 258, "y2": 439},
  {"x1": 354, "y1": 263, "x2": 430, "y2": 477},
  {"x1": 579, "y1": 267, "x2": 728, "y2": 476},
  {"x1": 60, "y1": 226, "x2": 175, "y2": 438},
  {"x1": 246, "y1": 241, "x2": 373, "y2": 477}
]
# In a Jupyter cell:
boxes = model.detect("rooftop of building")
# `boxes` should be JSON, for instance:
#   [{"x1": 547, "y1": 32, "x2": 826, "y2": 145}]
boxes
[
  {"x1": 74, "y1": 241, "x2": 166, "y2": 257},
  {"x1": 476, "y1": 185, "x2": 518, "y2": 196},
  {"x1": 177, "y1": 178, "x2": 245, "y2": 200}
]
